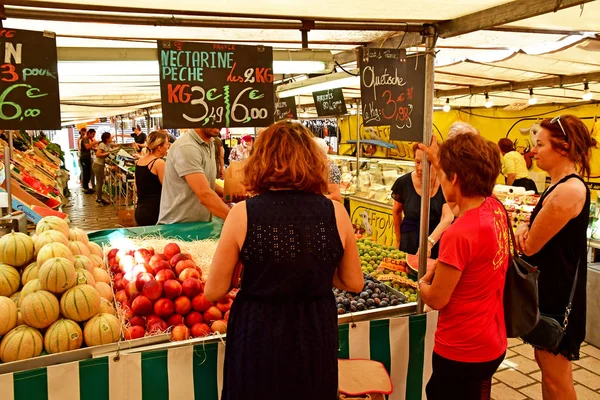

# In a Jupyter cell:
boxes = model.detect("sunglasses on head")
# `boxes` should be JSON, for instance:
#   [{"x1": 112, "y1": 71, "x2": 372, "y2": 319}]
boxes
[{"x1": 550, "y1": 116, "x2": 568, "y2": 141}]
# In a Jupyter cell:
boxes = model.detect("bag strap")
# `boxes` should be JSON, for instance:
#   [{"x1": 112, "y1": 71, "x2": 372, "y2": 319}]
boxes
[
  {"x1": 563, "y1": 256, "x2": 581, "y2": 331},
  {"x1": 492, "y1": 196, "x2": 518, "y2": 258}
]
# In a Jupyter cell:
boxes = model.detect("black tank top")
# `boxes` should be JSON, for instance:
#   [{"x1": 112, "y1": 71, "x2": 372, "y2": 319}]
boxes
[
  {"x1": 135, "y1": 158, "x2": 162, "y2": 200},
  {"x1": 524, "y1": 174, "x2": 589, "y2": 341}
]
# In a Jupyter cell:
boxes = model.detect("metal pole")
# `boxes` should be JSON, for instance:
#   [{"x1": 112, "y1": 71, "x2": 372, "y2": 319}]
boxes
[
  {"x1": 4, "y1": 144, "x2": 12, "y2": 215},
  {"x1": 417, "y1": 25, "x2": 437, "y2": 314},
  {"x1": 7, "y1": 130, "x2": 13, "y2": 162},
  {"x1": 355, "y1": 99, "x2": 361, "y2": 186},
  {"x1": 114, "y1": 117, "x2": 118, "y2": 142},
  {"x1": 146, "y1": 109, "x2": 151, "y2": 136}
]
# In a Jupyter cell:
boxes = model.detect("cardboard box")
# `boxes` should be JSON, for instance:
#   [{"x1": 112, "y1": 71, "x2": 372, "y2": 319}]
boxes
[{"x1": 118, "y1": 208, "x2": 136, "y2": 227}]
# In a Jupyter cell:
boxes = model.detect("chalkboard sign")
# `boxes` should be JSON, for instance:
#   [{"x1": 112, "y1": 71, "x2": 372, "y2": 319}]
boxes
[
  {"x1": 313, "y1": 88, "x2": 347, "y2": 117},
  {"x1": 274, "y1": 97, "x2": 297, "y2": 121},
  {"x1": 0, "y1": 29, "x2": 61, "y2": 130},
  {"x1": 158, "y1": 41, "x2": 274, "y2": 129},
  {"x1": 359, "y1": 47, "x2": 425, "y2": 142}
]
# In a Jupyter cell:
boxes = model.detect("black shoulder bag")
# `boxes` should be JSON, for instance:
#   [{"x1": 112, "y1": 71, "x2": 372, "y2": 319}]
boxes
[{"x1": 521, "y1": 259, "x2": 580, "y2": 352}]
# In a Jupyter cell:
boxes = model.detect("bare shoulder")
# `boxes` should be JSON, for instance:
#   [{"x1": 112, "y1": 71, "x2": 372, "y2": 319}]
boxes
[
  {"x1": 332, "y1": 199, "x2": 348, "y2": 218},
  {"x1": 545, "y1": 177, "x2": 587, "y2": 212}
]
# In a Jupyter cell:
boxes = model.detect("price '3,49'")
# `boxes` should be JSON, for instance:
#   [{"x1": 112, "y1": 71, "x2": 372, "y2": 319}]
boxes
[{"x1": 0, "y1": 83, "x2": 48, "y2": 121}]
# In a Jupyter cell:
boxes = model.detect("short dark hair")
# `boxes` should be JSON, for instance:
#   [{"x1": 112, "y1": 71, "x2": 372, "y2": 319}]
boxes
[
  {"x1": 439, "y1": 133, "x2": 501, "y2": 198},
  {"x1": 101, "y1": 132, "x2": 111, "y2": 143},
  {"x1": 497, "y1": 138, "x2": 515, "y2": 153}
]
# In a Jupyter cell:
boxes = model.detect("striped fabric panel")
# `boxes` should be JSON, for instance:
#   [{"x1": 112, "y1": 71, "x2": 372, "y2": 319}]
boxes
[{"x1": 47, "y1": 361, "x2": 80, "y2": 400}]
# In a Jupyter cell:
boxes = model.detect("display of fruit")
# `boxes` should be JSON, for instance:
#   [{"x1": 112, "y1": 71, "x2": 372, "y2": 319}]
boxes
[
  {"x1": 69, "y1": 241, "x2": 92, "y2": 257},
  {"x1": 0, "y1": 263, "x2": 21, "y2": 296},
  {"x1": 73, "y1": 255, "x2": 94, "y2": 272},
  {"x1": 44, "y1": 319, "x2": 83, "y2": 354},
  {"x1": 36, "y1": 216, "x2": 70, "y2": 238},
  {"x1": 21, "y1": 262, "x2": 39, "y2": 285},
  {"x1": 34, "y1": 230, "x2": 69, "y2": 254},
  {"x1": 39, "y1": 257, "x2": 77, "y2": 294},
  {"x1": 0, "y1": 295, "x2": 18, "y2": 335},
  {"x1": 0, "y1": 325, "x2": 43, "y2": 362},
  {"x1": 83, "y1": 313, "x2": 120, "y2": 346},
  {"x1": 60, "y1": 284, "x2": 101, "y2": 322},
  {"x1": 37, "y1": 242, "x2": 74, "y2": 265},
  {"x1": 0, "y1": 232, "x2": 35, "y2": 267},
  {"x1": 333, "y1": 275, "x2": 407, "y2": 315},
  {"x1": 68, "y1": 228, "x2": 89, "y2": 245}
]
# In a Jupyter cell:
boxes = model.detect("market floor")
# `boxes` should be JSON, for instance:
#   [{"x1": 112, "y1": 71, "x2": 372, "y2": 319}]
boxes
[
  {"x1": 492, "y1": 340, "x2": 600, "y2": 399},
  {"x1": 63, "y1": 185, "x2": 121, "y2": 232}
]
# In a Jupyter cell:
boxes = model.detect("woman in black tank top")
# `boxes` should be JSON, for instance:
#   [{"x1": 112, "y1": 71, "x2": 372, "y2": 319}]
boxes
[
  {"x1": 515, "y1": 115, "x2": 596, "y2": 400},
  {"x1": 134, "y1": 131, "x2": 169, "y2": 226}
]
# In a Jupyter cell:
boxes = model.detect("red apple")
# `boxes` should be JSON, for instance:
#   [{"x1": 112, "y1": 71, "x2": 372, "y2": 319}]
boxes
[
  {"x1": 134, "y1": 249, "x2": 149, "y2": 264},
  {"x1": 163, "y1": 279, "x2": 182, "y2": 299},
  {"x1": 113, "y1": 273, "x2": 126, "y2": 290},
  {"x1": 174, "y1": 296, "x2": 192, "y2": 316},
  {"x1": 115, "y1": 290, "x2": 128, "y2": 305},
  {"x1": 224, "y1": 310, "x2": 230, "y2": 322},
  {"x1": 153, "y1": 260, "x2": 171, "y2": 275},
  {"x1": 143, "y1": 280, "x2": 163, "y2": 301},
  {"x1": 154, "y1": 298, "x2": 175, "y2": 318},
  {"x1": 171, "y1": 324, "x2": 190, "y2": 341},
  {"x1": 216, "y1": 299, "x2": 233, "y2": 313},
  {"x1": 147, "y1": 319, "x2": 168, "y2": 334},
  {"x1": 129, "y1": 315, "x2": 145, "y2": 327},
  {"x1": 192, "y1": 294, "x2": 211, "y2": 312},
  {"x1": 132, "y1": 295, "x2": 153, "y2": 316},
  {"x1": 203, "y1": 306, "x2": 222, "y2": 323},
  {"x1": 115, "y1": 248, "x2": 132, "y2": 263},
  {"x1": 125, "y1": 281, "x2": 139, "y2": 299},
  {"x1": 167, "y1": 314, "x2": 184, "y2": 327},
  {"x1": 108, "y1": 248, "x2": 119, "y2": 260},
  {"x1": 170, "y1": 253, "x2": 189, "y2": 268},
  {"x1": 119, "y1": 255, "x2": 136, "y2": 272},
  {"x1": 136, "y1": 272, "x2": 155, "y2": 292},
  {"x1": 164, "y1": 243, "x2": 181, "y2": 260},
  {"x1": 124, "y1": 325, "x2": 145, "y2": 340},
  {"x1": 211, "y1": 320, "x2": 227, "y2": 334},
  {"x1": 185, "y1": 311, "x2": 204, "y2": 328},
  {"x1": 179, "y1": 268, "x2": 200, "y2": 282},
  {"x1": 182, "y1": 278, "x2": 202, "y2": 298},
  {"x1": 175, "y1": 259, "x2": 195, "y2": 276},
  {"x1": 149, "y1": 254, "x2": 168, "y2": 269},
  {"x1": 191, "y1": 323, "x2": 211, "y2": 338},
  {"x1": 156, "y1": 269, "x2": 176, "y2": 283},
  {"x1": 123, "y1": 306, "x2": 134, "y2": 320},
  {"x1": 124, "y1": 264, "x2": 147, "y2": 282},
  {"x1": 146, "y1": 314, "x2": 162, "y2": 326},
  {"x1": 144, "y1": 246, "x2": 155, "y2": 256}
]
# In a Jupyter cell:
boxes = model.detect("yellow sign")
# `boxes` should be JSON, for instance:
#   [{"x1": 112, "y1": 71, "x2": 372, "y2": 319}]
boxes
[{"x1": 349, "y1": 198, "x2": 396, "y2": 247}]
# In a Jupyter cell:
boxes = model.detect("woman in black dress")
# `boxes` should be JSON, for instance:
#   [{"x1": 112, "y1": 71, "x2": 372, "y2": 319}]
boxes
[
  {"x1": 516, "y1": 115, "x2": 596, "y2": 400},
  {"x1": 134, "y1": 131, "x2": 169, "y2": 226},
  {"x1": 392, "y1": 143, "x2": 454, "y2": 258},
  {"x1": 204, "y1": 121, "x2": 363, "y2": 400}
]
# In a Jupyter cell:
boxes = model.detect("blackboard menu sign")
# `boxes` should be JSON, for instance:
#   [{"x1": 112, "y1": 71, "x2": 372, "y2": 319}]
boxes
[
  {"x1": 313, "y1": 88, "x2": 347, "y2": 117},
  {"x1": 359, "y1": 47, "x2": 425, "y2": 142},
  {"x1": 158, "y1": 41, "x2": 274, "y2": 128},
  {"x1": 0, "y1": 29, "x2": 61, "y2": 130},
  {"x1": 274, "y1": 97, "x2": 297, "y2": 121}
]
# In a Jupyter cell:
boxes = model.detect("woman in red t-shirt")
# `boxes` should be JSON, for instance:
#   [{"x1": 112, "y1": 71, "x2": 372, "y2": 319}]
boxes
[{"x1": 419, "y1": 133, "x2": 510, "y2": 400}]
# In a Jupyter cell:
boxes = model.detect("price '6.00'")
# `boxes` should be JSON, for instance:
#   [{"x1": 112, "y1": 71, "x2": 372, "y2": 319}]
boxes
[{"x1": 0, "y1": 83, "x2": 48, "y2": 121}]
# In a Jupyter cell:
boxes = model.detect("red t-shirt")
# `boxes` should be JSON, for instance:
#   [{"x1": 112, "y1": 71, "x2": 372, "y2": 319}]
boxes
[{"x1": 434, "y1": 197, "x2": 510, "y2": 363}]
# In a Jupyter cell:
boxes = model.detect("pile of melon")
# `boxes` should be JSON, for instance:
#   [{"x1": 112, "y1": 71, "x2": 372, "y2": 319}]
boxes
[{"x1": 0, "y1": 216, "x2": 121, "y2": 363}]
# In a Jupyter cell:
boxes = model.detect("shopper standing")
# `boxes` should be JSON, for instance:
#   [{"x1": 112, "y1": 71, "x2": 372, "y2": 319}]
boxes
[
  {"x1": 158, "y1": 128, "x2": 230, "y2": 224},
  {"x1": 498, "y1": 138, "x2": 538, "y2": 193},
  {"x1": 516, "y1": 115, "x2": 595, "y2": 400},
  {"x1": 418, "y1": 133, "x2": 510, "y2": 400},
  {"x1": 313, "y1": 137, "x2": 341, "y2": 202},
  {"x1": 392, "y1": 143, "x2": 453, "y2": 258},
  {"x1": 92, "y1": 132, "x2": 113, "y2": 205},
  {"x1": 205, "y1": 121, "x2": 363, "y2": 400},
  {"x1": 135, "y1": 131, "x2": 169, "y2": 226},
  {"x1": 131, "y1": 125, "x2": 147, "y2": 153},
  {"x1": 87, "y1": 129, "x2": 97, "y2": 191},
  {"x1": 79, "y1": 128, "x2": 96, "y2": 194},
  {"x1": 228, "y1": 134, "x2": 252, "y2": 162}
]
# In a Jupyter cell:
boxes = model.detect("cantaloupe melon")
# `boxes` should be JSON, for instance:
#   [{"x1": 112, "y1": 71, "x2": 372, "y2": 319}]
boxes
[
  {"x1": 83, "y1": 313, "x2": 121, "y2": 346},
  {"x1": 69, "y1": 241, "x2": 91, "y2": 258},
  {"x1": 89, "y1": 254, "x2": 104, "y2": 269},
  {"x1": 0, "y1": 296, "x2": 18, "y2": 335},
  {"x1": 16, "y1": 310, "x2": 25, "y2": 327},
  {"x1": 21, "y1": 278, "x2": 42, "y2": 300},
  {"x1": 44, "y1": 319, "x2": 83, "y2": 354},
  {"x1": 21, "y1": 290, "x2": 60, "y2": 329},
  {"x1": 68, "y1": 228, "x2": 89, "y2": 245},
  {"x1": 37, "y1": 242, "x2": 74, "y2": 266},
  {"x1": 9, "y1": 291, "x2": 20, "y2": 307},
  {"x1": 0, "y1": 325, "x2": 43, "y2": 362},
  {"x1": 73, "y1": 255, "x2": 94, "y2": 272},
  {"x1": 34, "y1": 230, "x2": 69, "y2": 255},
  {"x1": 21, "y1": 262, "x2": 39, "y2": 285},
  {"x1": 99, "y1": 298, "x2": 116, "y2": 315},
  {"x1": 0, "y1": 232, "x2": 34, "y2": 268},
  {"x1": 92, "y1": 267, "x2": 110, "y2": 284},
  {"x1": 0, "y1": 264, "x2": 20, "y2": 296},
  {"x1": 76, "y1": 268, "x2": 96, "y2": 287},
  {"x1": 95, "y1": 282, "x2": 113, "y2": 301},
  {"x1": 60, "y1": 285, "x2": 101, "y2": 322},
  {"x1": 36, "y1": 216, "x2": 70, "y2": 239},
  {"x1": 88, "y1": 242, "x2": 104, "y2": 259},
  {"x1": 39, "y1": 257, "x2": 76, "y2": 294}
]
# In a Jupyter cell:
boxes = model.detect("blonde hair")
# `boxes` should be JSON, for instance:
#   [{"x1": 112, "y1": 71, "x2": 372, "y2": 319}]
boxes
[
  {"x1": 147, "y1": 131, "x2": 168, "y2": 151},
  {"x1": 447, "y1": 122, "x2": 479, "y2": 138},
  {"x1": 313, "y1": 137, "x2": 329, "y2": 156}
]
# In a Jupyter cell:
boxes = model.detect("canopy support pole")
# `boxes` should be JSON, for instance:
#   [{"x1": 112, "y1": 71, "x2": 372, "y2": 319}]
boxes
[{"x1": 417, "y1": 25, "x2": 437, "y2": 314}]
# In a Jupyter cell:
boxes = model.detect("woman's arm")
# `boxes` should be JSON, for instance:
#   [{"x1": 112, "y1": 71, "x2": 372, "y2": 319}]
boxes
[
  {"x1": 429, "y1": 203, "x2": 453, "y2": 244},
  {"x1": 392, "y1": 200, "x2": 403, "y2": 249},
  {"x1": 154, "y1": 159, "x2": 166, "y2": 184},
  {"x1": 332, "y1": 201, "x2": 364, "y2": 292},
  {"x1": 516, "y1": 179, "x2": 586, "y2": 255},
  {"x1": 326, "y1": 183, "x2": 342, "y2": 202},
  {"x1": 419, "y1": 260, "x2": 462, "y2": 310}
]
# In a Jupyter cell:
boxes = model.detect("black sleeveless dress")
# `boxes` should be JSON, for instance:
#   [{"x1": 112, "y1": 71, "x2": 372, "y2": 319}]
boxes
[
  {"x1": 523, "y1": 174, "x2": 589, "y2": 360},
  {"x1": 134, "y1": 158, "x2": 162, "y2": 226},
  {"x1": 222, "y1": 190, "x2": 344, "y2": 400}
]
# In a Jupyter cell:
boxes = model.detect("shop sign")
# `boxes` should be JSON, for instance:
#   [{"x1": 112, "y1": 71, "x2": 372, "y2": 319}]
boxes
[
  {"x1": 0, "y1": 29, "x2": 60, "y2": 129},
  {"x1": 274, "y1": 96, "x2": 297, "y2": 121},
  {"x1": 350, "y1": 199, "x2": 396, "y2": 247},
  {"x1": 157, "y1": 41, "x2": 274, "y2": 128},
  {"x1": 358, "y1": 47, "x2": 425, "y2": 142},
  {"x1": 312, "y1": 88, "x2": 347, "y2": 117}
]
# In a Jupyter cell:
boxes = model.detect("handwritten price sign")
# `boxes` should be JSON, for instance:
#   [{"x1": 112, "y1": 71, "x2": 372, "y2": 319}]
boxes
[
  {"x1": 0, "y1": 29, "x2": 61, "y2": 129},
  {"x1": 358, "y1": 48, "x2": 424, "y2": 142},
  {"x1": 158, "y1": 41, "x2": 274, "y2": 128}
]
